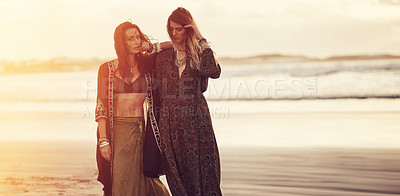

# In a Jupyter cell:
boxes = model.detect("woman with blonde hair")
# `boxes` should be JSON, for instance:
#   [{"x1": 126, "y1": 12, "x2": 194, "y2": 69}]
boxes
[{"x1": 155, "y1": 7, "x2": 222, "y2": 195}]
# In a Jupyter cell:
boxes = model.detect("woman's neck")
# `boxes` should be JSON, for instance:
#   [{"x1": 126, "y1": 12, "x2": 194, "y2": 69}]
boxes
[
  {"x1": 116, "y1": 55, "x2": 140, "y2": 79},
  {"x1": 127, "y1": 54, "x2": 137, "y2": 66},
  {"x1": 173, "y1": 43, "x2": 185, "y2": 51}
]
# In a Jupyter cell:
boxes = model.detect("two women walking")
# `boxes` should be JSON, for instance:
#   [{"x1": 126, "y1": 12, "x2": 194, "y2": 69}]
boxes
[{"x1": 95, "y1": 7, "x2": 222, "y2": 196}]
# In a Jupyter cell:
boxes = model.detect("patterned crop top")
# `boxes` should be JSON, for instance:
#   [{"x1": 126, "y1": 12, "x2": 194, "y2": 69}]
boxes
[{"x1": 113, "y1": 75, "x2": 147, "y2": 94}]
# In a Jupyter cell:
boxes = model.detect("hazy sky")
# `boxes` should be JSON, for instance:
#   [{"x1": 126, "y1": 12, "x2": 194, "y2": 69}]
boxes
[{"x1": 1, "y1": 0, "x2": 400, "y2": 60}]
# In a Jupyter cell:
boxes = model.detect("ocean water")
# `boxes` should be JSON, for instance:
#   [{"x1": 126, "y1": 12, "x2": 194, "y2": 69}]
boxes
[
  {"x1": 205, "y1": 58, "x2": 400, "y2": 100},
  {"x1": 1, "y1": 60, "x2": 400, "y2": 195},
  {"x1": 0, "y1": 60, "x2": 399, "y2": 145},
  {"x1": 0, "y1": 59, "x2": 399, "y2": 102}
]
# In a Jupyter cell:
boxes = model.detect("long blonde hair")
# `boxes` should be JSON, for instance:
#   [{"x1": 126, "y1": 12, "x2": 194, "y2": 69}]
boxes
[{"x1": 167, "y1": 7, "x2": 201, "y2": 70}]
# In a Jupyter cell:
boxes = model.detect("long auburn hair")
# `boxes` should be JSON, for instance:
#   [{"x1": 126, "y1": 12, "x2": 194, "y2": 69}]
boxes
[
  {"x1": 167, "y1": 7, "x2": 201, "y2": 70},
  {"x1": 114, "y1": 21, "x2": 151, "y2": 79}
]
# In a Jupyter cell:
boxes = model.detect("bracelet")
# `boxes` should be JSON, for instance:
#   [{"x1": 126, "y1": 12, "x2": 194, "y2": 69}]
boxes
[
  {"x1": 99, "y1": 142, "x2": 110, "y2": 148},
  {"x1": 98, "y1": 138, "x2": 109, "y2": 143},
  {"x1": 148, "y1": 42, "x2": 153, "y2": 53},
  {"x1": 198, "y1": 38, "x2": 207, "y2": 46},
  {"x1": 156, "y1": 42, "x2": 161, "y2": 53},
  {"x1": 151, "y1": 43, "x2": 156, "y2": 53},
  {"x1": 98, "y1": 138, "x2": 109, "y2": 145},
  {"x1": 200, "y1": 40, "x2": 210, "y2": 51}
]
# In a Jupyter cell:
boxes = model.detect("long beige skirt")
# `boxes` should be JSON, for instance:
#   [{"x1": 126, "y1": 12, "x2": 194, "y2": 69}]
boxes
[{"x1": 112, "y1": 116, "x2": 169, "y2": 196}]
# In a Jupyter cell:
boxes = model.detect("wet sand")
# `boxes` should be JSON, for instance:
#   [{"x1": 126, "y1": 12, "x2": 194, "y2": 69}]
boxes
[
  {"x1": 0, "y1": 99, "x2": 399, "y2": 195},
  {"x1": 0, "y1": 142, "x2": 399, "y2": 195},
  {"x1": 220, "y1": 147, "x2": 400, "y2": 196}
]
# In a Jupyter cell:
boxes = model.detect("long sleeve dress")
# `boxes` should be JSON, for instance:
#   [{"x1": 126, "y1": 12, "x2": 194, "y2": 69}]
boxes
[{"x1": 155, "y1": 48, "x2": 222, "y2": 196}]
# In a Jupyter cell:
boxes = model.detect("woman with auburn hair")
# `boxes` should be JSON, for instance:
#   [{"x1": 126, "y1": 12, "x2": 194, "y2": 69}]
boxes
[
  {"x1": 95, "y1": 21, "x2": 171, "y2": 196},
  {"x1": 155, "y1": 7, "x2": 222, "y2": 195}
]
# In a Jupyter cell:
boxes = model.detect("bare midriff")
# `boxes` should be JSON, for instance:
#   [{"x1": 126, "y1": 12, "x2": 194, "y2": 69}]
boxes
[{"x1": 114, "y1": 93, "x2": 146, "y2": 117}]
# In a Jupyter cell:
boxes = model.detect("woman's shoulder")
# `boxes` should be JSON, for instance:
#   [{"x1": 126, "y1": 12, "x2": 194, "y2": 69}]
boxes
[
  {"x1": 98, "y1": 59, "x2": 117, "y2": 74},
  {"x1": 157, "y1": 48, "x2": 174, "y2": 60}
]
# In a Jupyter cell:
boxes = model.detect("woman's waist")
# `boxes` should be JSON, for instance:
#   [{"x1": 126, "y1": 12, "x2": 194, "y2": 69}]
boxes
[
  {"x1": 114, "y1": 105, "x2": 144, "y2": 116},
  {"x1": 113, "y1": 116, "x2": 144, "y2": 123}
]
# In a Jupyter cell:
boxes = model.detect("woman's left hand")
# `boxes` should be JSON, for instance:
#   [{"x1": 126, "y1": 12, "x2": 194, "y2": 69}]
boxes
[
  {"x1": 185, "y1": 24, "x2": 204, "y2": 40},
  {"x1": 141, "y1": 41, "x2": 151, "y2": 52}
]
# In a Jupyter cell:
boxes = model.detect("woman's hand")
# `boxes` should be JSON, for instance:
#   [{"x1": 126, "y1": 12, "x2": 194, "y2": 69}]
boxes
[
  {"x1": 185, "y1": 24, "x2": 204, "y2": 40},
  {"x1": 100, "y1": 145, "x2": 112, "y2": 162},
  {"x1": 141, "y1": 41, "x2": 151, "y2": 53}
]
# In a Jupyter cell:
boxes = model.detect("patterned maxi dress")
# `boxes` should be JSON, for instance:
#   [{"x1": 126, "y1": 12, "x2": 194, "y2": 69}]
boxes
[{"x1": 155, "y1": 48, "x2": 222, "y2": 195}]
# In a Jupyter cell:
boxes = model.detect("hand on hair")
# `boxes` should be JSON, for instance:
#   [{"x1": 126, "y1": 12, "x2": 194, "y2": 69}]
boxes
[
  {"x1": 141, "y1": 41, "x2": 151, "y2": 53},
  {"x1": 185, "y1": 24, "x2": 204, "y2": 40}
]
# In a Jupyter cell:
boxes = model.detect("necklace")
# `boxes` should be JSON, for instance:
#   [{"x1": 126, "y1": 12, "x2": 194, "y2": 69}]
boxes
[
  {"x1": 128, "y1": 62, "x2": 137, "y2": 73},
  {"x1": 176, "y1": 58, "x2": 186, "y2": 68},
  {"x1": 175, "y1": 50, "x2": 186, "y2": 68}
]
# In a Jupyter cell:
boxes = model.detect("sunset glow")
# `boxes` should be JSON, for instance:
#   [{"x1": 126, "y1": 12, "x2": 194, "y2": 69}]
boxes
[{"x1": 1, "y1": 0, "x2": 400, "y2": 60}]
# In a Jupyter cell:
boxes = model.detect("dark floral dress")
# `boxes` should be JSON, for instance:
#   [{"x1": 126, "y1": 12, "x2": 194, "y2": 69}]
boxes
[{"x1": 155, "y1": 48, "x2": 222, "y2": 196}]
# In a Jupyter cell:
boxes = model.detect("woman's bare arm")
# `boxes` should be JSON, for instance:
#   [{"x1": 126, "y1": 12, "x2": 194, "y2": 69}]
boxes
[{"x1": 98, "y1": 118, "x2": 111, "y2": 162}]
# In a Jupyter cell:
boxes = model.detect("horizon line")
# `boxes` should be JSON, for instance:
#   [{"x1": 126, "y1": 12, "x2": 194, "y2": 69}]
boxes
[{"x1": 2, "y1": 52, "x2": 400, "y2": 62}]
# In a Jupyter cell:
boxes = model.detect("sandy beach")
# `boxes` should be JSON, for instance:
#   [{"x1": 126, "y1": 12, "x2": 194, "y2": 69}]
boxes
[
  {"x1": 1, "y1": 1, "x2": 400, "y2": 195},
  {"x1": 220, "y1": 147, "x2": 400, "y2": 196},
  {"x1": 0, "y1": 99, "x2": 399, "y2": 195},
  {"x1": 0, "y1": 142, "x2": 399, "y2": 195}
]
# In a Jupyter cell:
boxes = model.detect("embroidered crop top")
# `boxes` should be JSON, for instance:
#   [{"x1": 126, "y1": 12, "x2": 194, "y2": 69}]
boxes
[{"x1": 114, "y1": 75, "x2": 146, "y2": 94}]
